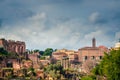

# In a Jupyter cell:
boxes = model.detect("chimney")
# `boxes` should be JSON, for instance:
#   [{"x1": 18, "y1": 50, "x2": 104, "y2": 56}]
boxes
[{"x1": 92, "y1": 38, "x2": 96, "y2": 47}]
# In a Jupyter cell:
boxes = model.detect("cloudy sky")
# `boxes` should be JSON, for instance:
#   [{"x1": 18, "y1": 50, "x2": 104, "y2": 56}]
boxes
[{"x1": 0, "y1": 0, "x2": 120, "y2": 50}]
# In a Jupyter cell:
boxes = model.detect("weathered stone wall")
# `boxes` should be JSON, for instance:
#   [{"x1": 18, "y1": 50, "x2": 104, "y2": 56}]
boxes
[
  {"x1": 0, "y1": 38, "x2": 26, "y2": 54},
  {"x1": 78, "y1": 48, "x2": 106, "y2": 62}
]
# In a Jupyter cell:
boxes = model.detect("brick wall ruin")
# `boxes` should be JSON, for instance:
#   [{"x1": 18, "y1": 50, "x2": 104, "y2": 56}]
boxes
[{"x1": 0, "y1": 38, "x2": 26, "y2": 54}]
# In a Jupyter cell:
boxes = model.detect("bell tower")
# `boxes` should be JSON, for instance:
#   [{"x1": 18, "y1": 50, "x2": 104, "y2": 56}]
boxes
[{"x1": 92, "y1": 38, "x2": 96, "y2": 47}]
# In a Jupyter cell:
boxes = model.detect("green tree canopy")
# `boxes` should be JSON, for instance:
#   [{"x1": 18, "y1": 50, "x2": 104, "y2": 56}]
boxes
[
  {"x1": 0, "y1": 47, "x2": 8, "y2": 56},
  {"x1": 93, "y1": 49, "x2": 120, "y2": 80},
  {"x1": 43, "y1": 48, "x2": 53, "y2": 56},
  {"x1": 39, "y1": 51, "x2": 44, "y2": 55},
  {"x1": 81, "y1": 76, "x2": 94, "y2": 80},
  {"x1": 34, "y1": 49, "x2": 40, "y2": 53},
  {"x1": 44, "y1": 64, "x2": 65, "y2": 79},
  {"x1": 44, "y1": 64, "x2": 64, "y2": 74}
]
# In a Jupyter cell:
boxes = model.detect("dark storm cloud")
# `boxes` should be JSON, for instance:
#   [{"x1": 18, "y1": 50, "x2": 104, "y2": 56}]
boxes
[
  {"x1": 0, "y1": 19, "x2": 2, "y2": 27},
  {"x1": 0, "y1": 0, "x2": 33, "y2": 25},
  {"x1": 0, "y1": 0, "x2": 120, "y2": 49},
  {"x1": 111, "y1": 11, "x2": 120, "y2": 22}
]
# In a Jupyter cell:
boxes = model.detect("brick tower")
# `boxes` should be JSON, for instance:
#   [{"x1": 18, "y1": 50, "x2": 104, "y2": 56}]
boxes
[{"x1": 92, "y1": 38, "x2": 96, "y2": 47}]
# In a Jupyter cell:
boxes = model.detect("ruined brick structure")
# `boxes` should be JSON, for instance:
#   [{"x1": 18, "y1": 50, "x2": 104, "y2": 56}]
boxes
[
  {"x1": 28, "y1": 52, "x2": 40, "y2": 69},
  {"x1": 52, "y1": 49, "x2": 79, "y2": 69},
  {"x1": 0, "y1": 38, "x2": 27, "y2": 78},
  {"x1": 61, "y1": 56, "x2": 69, "y2": 69},
  {"x1": 0, "y1": 38, "x2": 26, "y2": 54},
  {"x1": 52, "y1": 52, "x2": 67, "y2": 61}
]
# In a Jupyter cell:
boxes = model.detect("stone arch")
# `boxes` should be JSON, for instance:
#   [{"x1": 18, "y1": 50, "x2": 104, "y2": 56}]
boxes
[
  {"x1": 15, "y1": 45, "x2": 18, "y2": 53},
  {"x1": 21, "y1": 46, "x2": 24, "y2": 53},
  {"x1": 17, "y1": 45, "x2": 21, "y2": 54}
]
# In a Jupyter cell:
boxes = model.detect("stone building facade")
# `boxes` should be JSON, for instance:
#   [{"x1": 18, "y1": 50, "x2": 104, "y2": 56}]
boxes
[
  {"x1": 52, "y1": 52, "x2": 67, "y2": 61},
  {"x1": 78, "y1": 38, "x2": 109, "y2": 62},
  {"x1": 0, "y1": 38, "x2": 26, "y2": 54},
  {"x1": 78, "y1": 38, "x2": 109, "y2": 73},
  {"x1": 52, "y1": 49, "x2": 80, "y2": 69},
  {"x1": 52, "y1": 49, "x2": 78, "y2": 61}
]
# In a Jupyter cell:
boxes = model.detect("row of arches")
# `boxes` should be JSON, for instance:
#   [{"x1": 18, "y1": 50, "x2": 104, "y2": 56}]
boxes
[{"x1": 6, "y1": 44, "x2": 25, "y2": 54}]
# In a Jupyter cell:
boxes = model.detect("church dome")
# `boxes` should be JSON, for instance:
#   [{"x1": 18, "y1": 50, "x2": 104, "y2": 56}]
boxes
[{"x1": 115, "y1": 42, "x2": 120, "y2": 48}]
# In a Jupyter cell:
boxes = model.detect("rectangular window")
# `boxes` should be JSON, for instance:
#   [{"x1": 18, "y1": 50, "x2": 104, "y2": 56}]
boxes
[
  {"x1": 85, "y1": 56, "x2": 87, "y2": 60},
  {"x1": 99, "y1": 56, "x2": 102, "y2": 59},
  {"x1": 83, "y1": 56, "x2": 87, "y2": 61},
  {"x1": 91, "y1": 56, "x2": 95, "y2": 60}
]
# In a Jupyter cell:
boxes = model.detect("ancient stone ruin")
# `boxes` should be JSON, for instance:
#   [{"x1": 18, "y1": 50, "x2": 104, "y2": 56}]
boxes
[{"x1": 0, "y1": 38, "x2": 26, "y2": 54}]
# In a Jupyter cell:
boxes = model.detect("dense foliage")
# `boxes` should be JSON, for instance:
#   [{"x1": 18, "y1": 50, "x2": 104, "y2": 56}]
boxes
[
  {"x1": 44, "y1": 64, "x2": 64, "y2": 74},
  {"x1": 81, "y1": 76, "x2": 96, "y2": 80},
  {"x1": 92, "y1": 49, "x2": 120, "y2": 80},
  {"x1": 0, "y1": 47, "x2": 8, "y2": 56},
  {"x1": 43, "y1": 48, "x2": 53, "y2": 56},
  {"x1": 44, "y1": 64, "x2": 65, "y2": 79}
]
